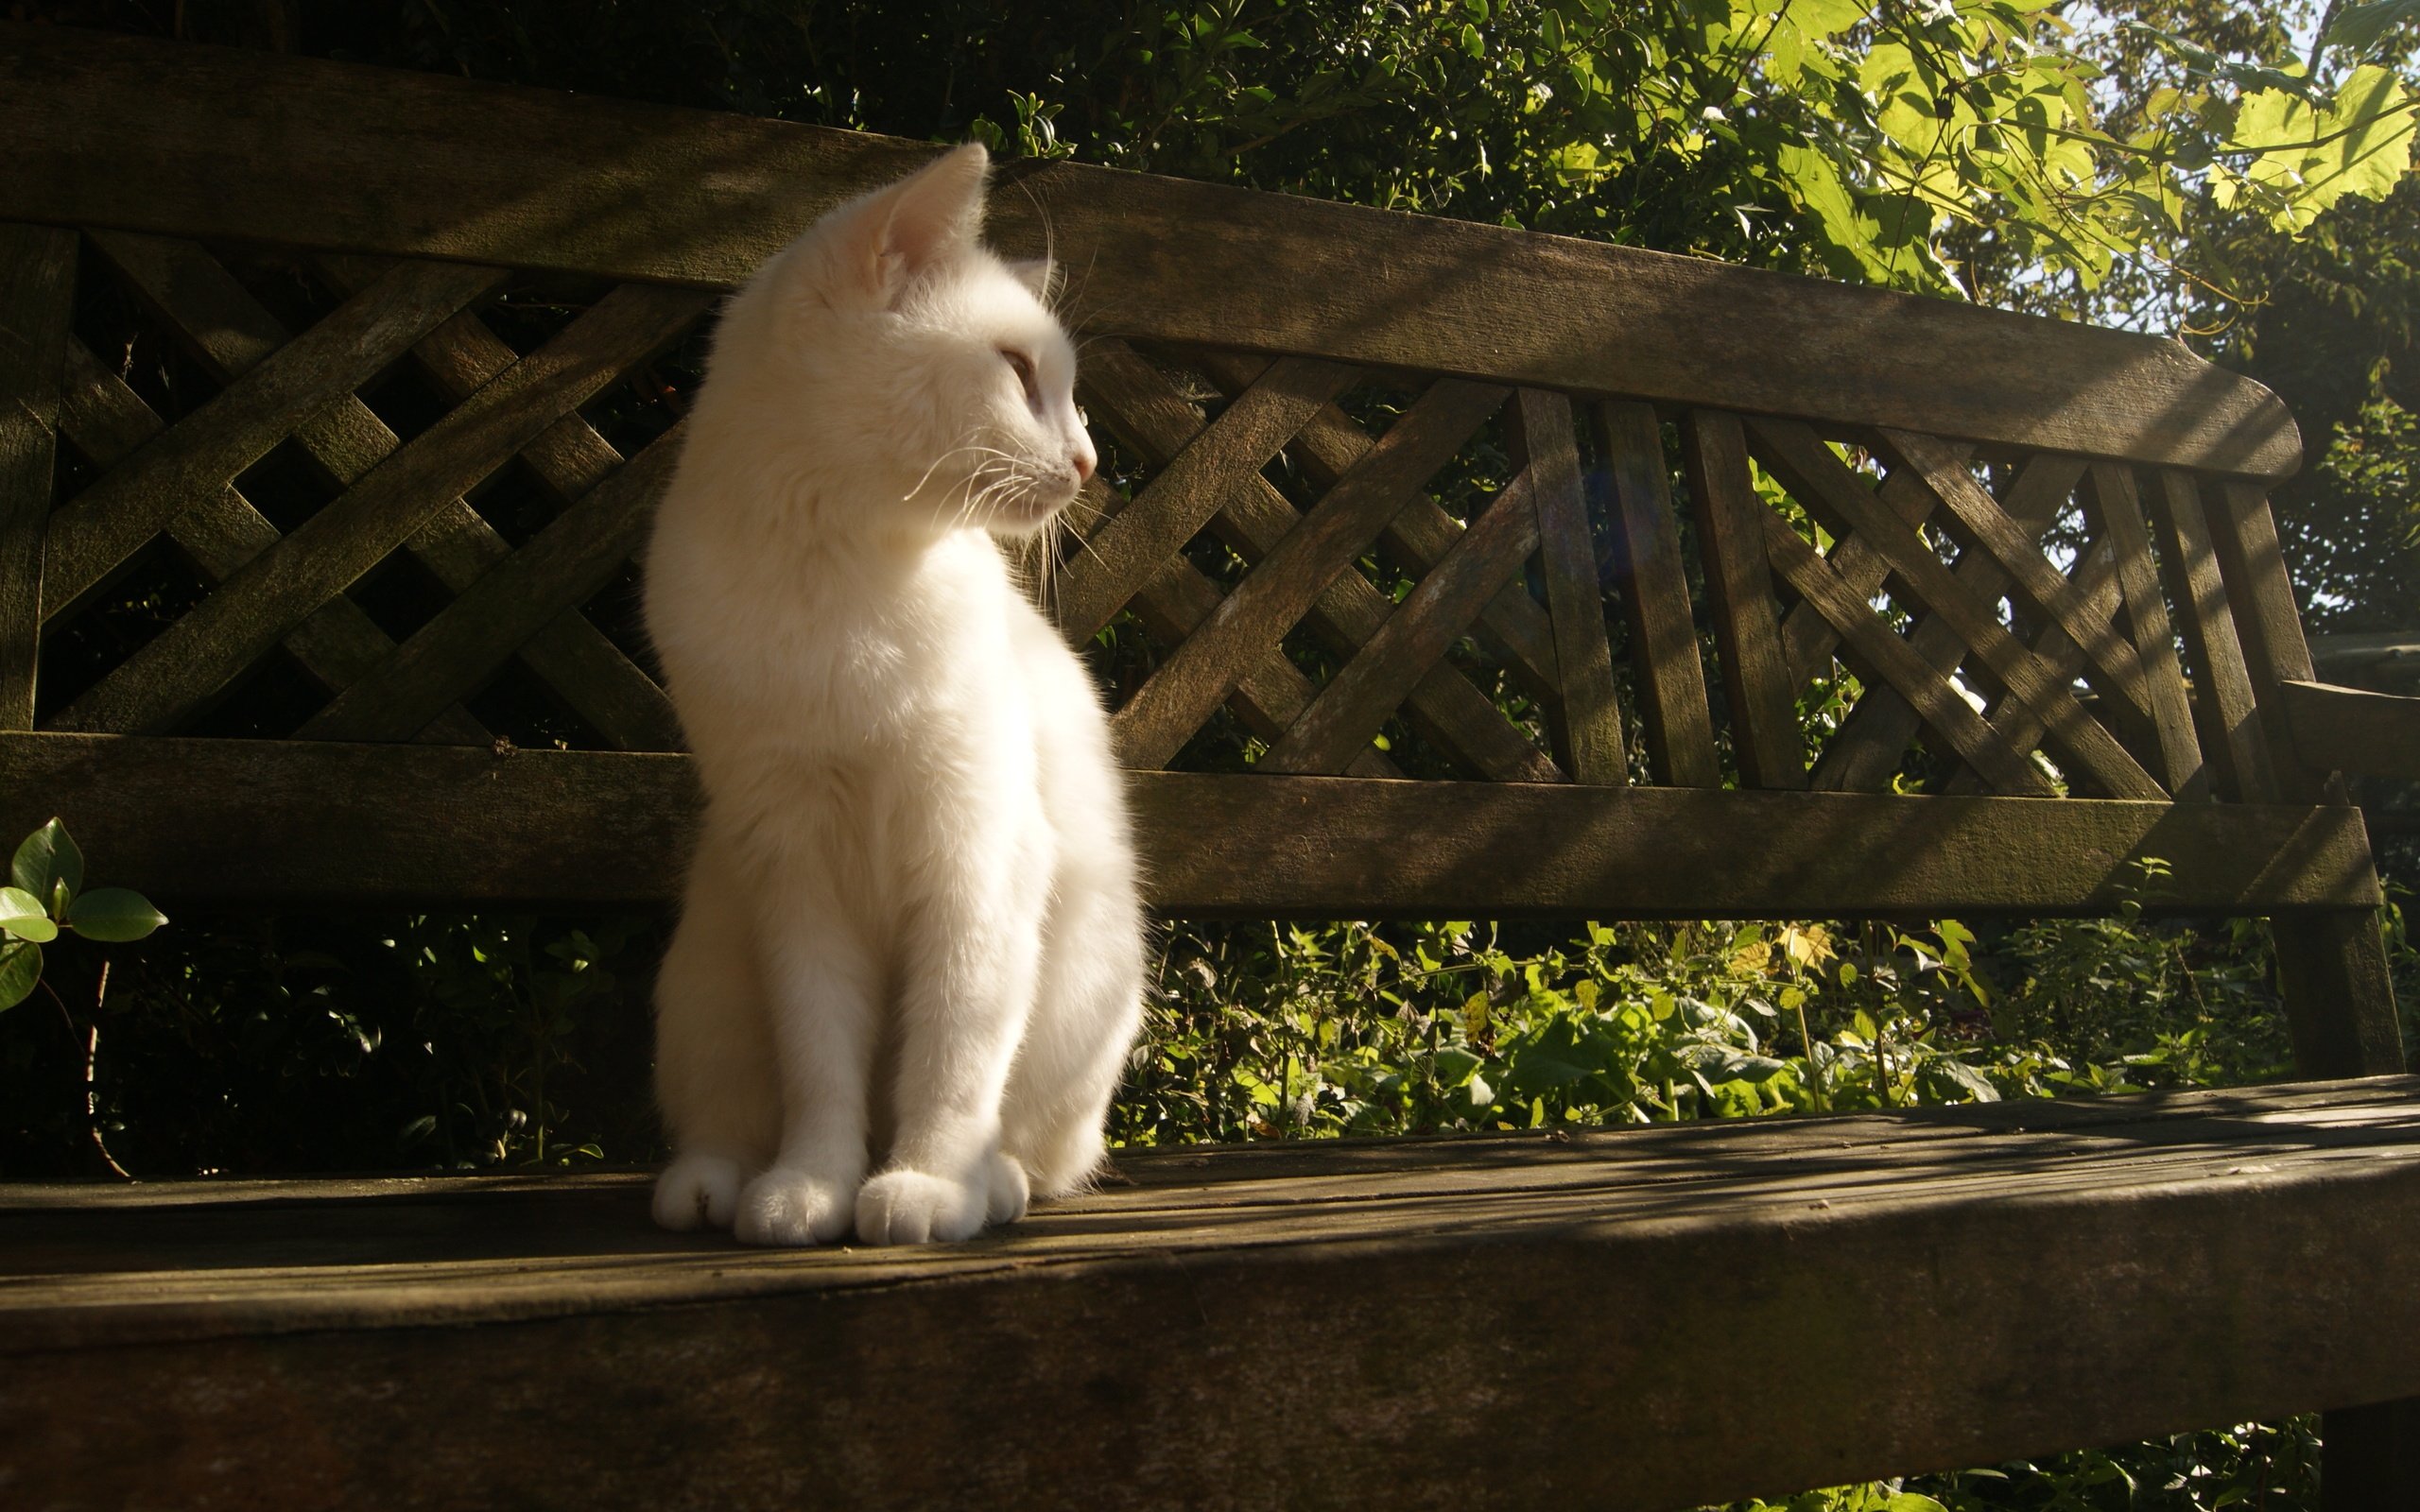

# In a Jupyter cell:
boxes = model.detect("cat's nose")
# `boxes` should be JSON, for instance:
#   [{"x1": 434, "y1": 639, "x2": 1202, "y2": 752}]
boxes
[{"x1": 1071, "y1": 436, "x2": 1097, "y2": 483}]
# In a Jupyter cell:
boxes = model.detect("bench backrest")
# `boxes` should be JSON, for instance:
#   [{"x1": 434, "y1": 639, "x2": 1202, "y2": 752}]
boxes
[{"x1": 0, "y1": 24, "x2": 2396, "y2": 1075}]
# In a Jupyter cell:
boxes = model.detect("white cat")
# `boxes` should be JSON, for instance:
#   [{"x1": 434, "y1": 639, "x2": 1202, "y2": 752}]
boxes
[{"x1": 641, "y1": 143, "x2": 1146, "y2": 1246}]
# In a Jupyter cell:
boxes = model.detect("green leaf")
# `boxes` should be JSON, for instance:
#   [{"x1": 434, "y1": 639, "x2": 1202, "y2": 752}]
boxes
[
  {"x1": 12, "y1": 818, "x2": 82, "y2": 910},
  {"x1": 2323, "y1": 0, "x2": 2420, "y2": 55},
  {"x1": 0, "y1": 938, "x2": 41, "y2": 1012},
  {"x1": 0, "y1": 885, "x2": 57, "y2": 943},
  {"x1": 68, "y1": 887, "x2": 168, "y2": 943}
]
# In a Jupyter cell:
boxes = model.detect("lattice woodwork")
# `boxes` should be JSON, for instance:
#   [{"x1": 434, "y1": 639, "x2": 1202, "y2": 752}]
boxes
[{"x1": 9, "y1": 224, "x2": 2289, "y2": 808}]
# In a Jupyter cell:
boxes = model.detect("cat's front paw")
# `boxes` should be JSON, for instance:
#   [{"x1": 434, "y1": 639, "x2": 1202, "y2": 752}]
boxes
[
  {"x1": 653, "y1": 1151, "x2": 745, "y2": 1231},
  {"x1": 735, "y1": 1168, "x2": 856, "y2": 1246},
  {"x1": 856, "y1": 1169, "x2": 987, "y2": 1245}
]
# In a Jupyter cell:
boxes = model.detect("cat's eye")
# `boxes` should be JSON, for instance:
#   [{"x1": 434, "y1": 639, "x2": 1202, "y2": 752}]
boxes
[{"x1": 1000, "y1": 349, "x2": 1041, "y2": 409}]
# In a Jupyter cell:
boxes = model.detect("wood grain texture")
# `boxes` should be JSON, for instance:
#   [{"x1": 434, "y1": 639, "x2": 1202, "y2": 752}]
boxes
[
  {"x1": 7, "y1": 1080, "x2": 2420, "y2": 1510},
  {"x1": 1597, "y1": 402, "x2": 1716, "y2": 786},
  {"x1": 1813, "y1": 454, "x2": 2086, "y2": 794},
  {"x1": 312, "y1": 252, "x2": 683, "y2": 751},
  {"x1": 1752, "y1": 419, "x2": 2160, "y2": 800},
  {"x1": 0, "y1": 222, "x2": 75, "y2": 728},
  {"x1": 0, "y1": 733, "x2": 2375, "y2": 916},
  {"x1": 1191, "y1": 350, "x2": 1561, "y2": 701},
  {"x1": 1102, "y1": 377, "x2": 1510, "y2": 772},
  {"x1": 2152, "y1": 471, "x2": 2274, "y2": 803},
  {"x1": 1052, "y1": 354, "x2": 1355, "y2": 644},
  {"x1": 1681, "y1": 409, "x2": 1803, "y2": 789},
  {"x1": 2085, "y1": 464, "x2": 2206, "y2": 798},
  {"x1": 1518, "y1": 390, "x2": 1628, "y2": 783},
  {"x1": 1876, "y1": 430, "x2": 2152, "y2": 736},
  {"x1": 48, "y1": 282, "x2": 707, "y2": 735},
  {"x1": 1260, "y1": 469, "x2": 1543, "y2": 775},
  {"x1": 39, "y1": 256, "x2": 511, "y2": 621},
  {"x1": 296, "y1": 424, "x2": 685, "y2": 744},
  {"x1": 53, "y1": 339, "x2": 493, "y2": 746},
  {"x1": 1080, "y1": 347, "x2": 1551, "y2": 782},
  {"x1": 2278, "y1": 680, "x2": 2420, "y2": 782},
  {"x1": 1757, "y1": 508, "x2": 2055, "y2": 797},
  {"x1": 0, "y1": 26, "x2": 2302, "y2": 477}
]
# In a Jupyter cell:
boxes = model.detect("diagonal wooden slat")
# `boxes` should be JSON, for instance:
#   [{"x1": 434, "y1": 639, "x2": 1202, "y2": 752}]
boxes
[
  {"x1": 90, "y1": 235, "x2": 678, "y2": 751},
  {"x1": 0, "y1": 223, "x2": 76, "y2": 728},
  {"x1": 1053, "y1": 356, "x2": 1357, "y2": 644},
  {"x1": 55, "y1": 340, "x2": 491, "y2": 746},
  {"x1": 1779, "y1": 454, "x2": 1954, "y2": 691},
  {"x1": 1681, "y1": 410, "x2": 1803, "y2": 790},
  {"x1": 1945, "y1": 544, "x2": 2131, "y2": 797},
  {"x1": 50, "y1": 283, "x2": 708, "y2": 736},
  {"x1": 297, "y1": 423, "x2": 685, "y2": 744},
  {"x1": 1093, "y1": 367, "x2": 1537, "y2": 777},
  {"x1": 1095, "y1": 521, "x2": 1397, "y2": 779},
  {"x1": 1756, "y1": 509, "x2": 2054, "y2": 796},
  {"x1": 1191, "y1": 351, "x2": 1561, "y2": 702},
  {"x1": 1046, "y1": 466, "x2": 1397, "y2": 778},
  {"x1": 1875, "y1": 430, "x2": 2154, "y2": 750},
  {"x1": 313, "y1": 254, "x2": 678, "y2": 749},
  {"x1": 1749, "y1": 419, "x2": 2162, "y2": 799},
  {"x1": 1598, "y1": 399, "x2": 1716, "y2": 786},
  {"x1": 1813, "y1": 453, "x2": 2088, "y2": 793},
  {"x1": 1076, "y1": 346, "x2": 1546, "y2": 781},
  {"x1": 1521, "y1": 390, "x2": 1629, "y2": 784},
  {"x1": 2152, "y1": 471, "x2": 2273, "y2": 803},
  {"x1": 41, "y1": 256, "x2": 511, "y2": 620},
  {"x1": 1260, "y1": 468, "x2": 1544, "y2": 775},
  {"x1": 2083, "y1": 464, "x2": 2204, "y2": 797}
]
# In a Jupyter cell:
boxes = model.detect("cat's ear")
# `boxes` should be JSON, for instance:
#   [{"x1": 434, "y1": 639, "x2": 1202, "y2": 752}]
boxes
[
  {"x1": 1005, "y1": 258, "x2": 1062, "y2": 301},
  {"x1": 845, "y1": 143, "x2": 992, "y2": 307}
]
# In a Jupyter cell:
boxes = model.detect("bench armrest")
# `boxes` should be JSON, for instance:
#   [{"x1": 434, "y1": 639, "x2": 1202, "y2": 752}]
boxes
[{"x1": 2282, "y1": 679, "x2": 2420, "y2": 782}]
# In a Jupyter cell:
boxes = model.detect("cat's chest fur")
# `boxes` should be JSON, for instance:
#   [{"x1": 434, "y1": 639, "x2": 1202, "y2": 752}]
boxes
[{"x1": 649, "y1": 517, "x2": 1043, "y2": 838}]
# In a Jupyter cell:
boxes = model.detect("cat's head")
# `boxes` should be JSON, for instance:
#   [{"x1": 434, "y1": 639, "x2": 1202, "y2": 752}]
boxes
[{"x1": 716, "y1": 142, "x2": 1096, "y2": 541}]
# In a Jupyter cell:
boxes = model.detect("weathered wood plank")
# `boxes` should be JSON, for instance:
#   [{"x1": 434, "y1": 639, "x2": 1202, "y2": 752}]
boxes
[
  {"x1": 0, "y1": 25, "x2": 2303, "y2": 477},
  {"x1": 1081, "y1": 347, "x2": 1551, "y2": 782},
  {"x1": 1756, "y1": 507, "x2": 2056, "y2": 796},
  {"x1": 314, "y1": 253, "x2": 683, "y2": 750},
  {"x1": 92, "y1": 233, "x2": 674, "y2": 749},
  {"x1": 1053, "y1": 356, "x2": 1355, "y2": 644},
  {"x1": 1103, "y1": 529, "x2": 1398, "y2": 780},
  {"x1": 1191, "y1": 351, "x2": 1562, "y2": 702},
  {"x1": 1876, "y1": 430, "x2": 2152, "y2": 738},
  {"x1": 2085, "y1": 464, "x2": 2206, "y2": 798},
  {"x1": 1514, "y1": 390, "x2": 1625, "y2": 783},
  {"x1": 49, "y1": 283, "x2": 708, "y2": 735},
  {"x1": 5, "y1": 1081, "x2": 2419, "y2": 1511},
  {"x1": 53, "y1": 340, "x2": 493, "y2": 746},
  {"x1": 1260, "y1": 471, "x2": 1544, "y2": 774},
  {"x1": 40, "y1": 256, "x2": 511, "y2": 621},
  {"x1": 1597, "y1": 401, "x2": 1715, "y2": 786},
  {"x1": 2278, "y1": 680, "x2": 2420, "y2": 782},
  {"x1": 296, "y1": 425, "x2": 685, "y2": 744},
  {"x1": 0, "y1": 223, "x2": 75, "y2": 728},
  {"x1": 2152, "y1": 471, "x2": 2273, "y2": 803},
  {"x1": 1814, "y1": 453, "x2": 2088, "y2": 794},
  {"x1": 1103, "y1": 378, "x2": 1510, "y2": 772},
  {"x1": 1681, "y1": 410, "x2": 1803, "y2": 789},
  {"x1": 0, "y1": 733, "x2": 2376, "y2": 915},
  {"x1": 1752, "y1": 419, "x2": 2161, "y2": 799}
]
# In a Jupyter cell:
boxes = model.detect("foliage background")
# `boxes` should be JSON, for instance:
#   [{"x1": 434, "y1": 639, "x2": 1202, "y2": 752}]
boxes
[{"x1": 6, "y1": 1, "x2": 2419, "y2": 1507}]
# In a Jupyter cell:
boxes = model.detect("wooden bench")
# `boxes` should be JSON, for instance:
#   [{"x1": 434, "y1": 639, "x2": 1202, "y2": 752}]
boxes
[{"x1": 4, "y1": 25, "x2": 2417, "y2": 1510}]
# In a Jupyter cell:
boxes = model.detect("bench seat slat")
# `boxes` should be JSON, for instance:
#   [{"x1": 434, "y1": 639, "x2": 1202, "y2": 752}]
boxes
[{"x1": 7, "y1": 1079, "x2": 2419, "y2": 1510}]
